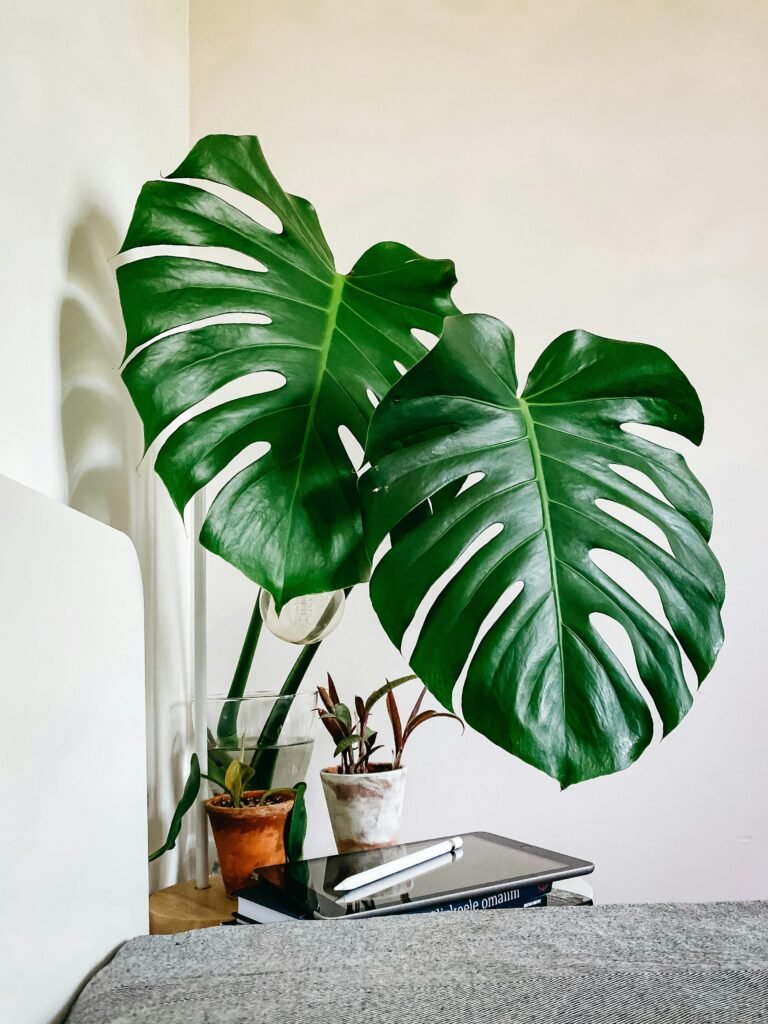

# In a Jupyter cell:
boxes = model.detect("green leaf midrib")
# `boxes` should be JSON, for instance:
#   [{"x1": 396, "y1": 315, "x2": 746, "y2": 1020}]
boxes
[
  {"x1": 275, "y1": 266, "x2": 441, "y2": 604},
  {"x1": 518, "y1": 395, "x2": 566, "y2": 728},
  {"x1": 279, "y1": 271, "x2": 345, "y2": 606}
]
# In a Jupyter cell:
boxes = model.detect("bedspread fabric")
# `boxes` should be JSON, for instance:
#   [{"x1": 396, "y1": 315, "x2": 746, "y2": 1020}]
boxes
[{"x1": 67, "y1": 901, "x2": 768, "y2": 1023}]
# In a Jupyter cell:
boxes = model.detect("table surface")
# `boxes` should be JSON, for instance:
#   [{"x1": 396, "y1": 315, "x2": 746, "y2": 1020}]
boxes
[
  {"x1": 148, "y1": 875, "x2": 592, "y2": 934},
  {"x1": 149, "y1": 875, "x2": 235, "y2": 934}
]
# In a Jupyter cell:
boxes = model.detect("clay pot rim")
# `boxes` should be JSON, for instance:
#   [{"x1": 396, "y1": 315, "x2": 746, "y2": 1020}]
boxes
[
  {"x1": 320, "y1": 763, "x2": 406, "y2": 779},
  {"x1": 205, "y1": 790, "x2": 294, "y2": 816}
]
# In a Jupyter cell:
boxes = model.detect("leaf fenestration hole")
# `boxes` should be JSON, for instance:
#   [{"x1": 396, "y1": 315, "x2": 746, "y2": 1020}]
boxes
[
  {"x1": 175, "y1": 177, "x2": 284, "y2": 234},
  {"x1": 411, "y1": 328, "x2": 438, "y2": 351},
  {"x1": 116, "y1": 244, "x2": 267, "y2": 275},
  {"x1": 588, "y1": 548, "x2": 697, "y2": 695},
  {"x1": 609, "y1": 463, "x2": 673, "y2": 508},
  {"x1": 366, "y1": 388, "x2": 380, "y2": 408},
  {"x1": 401, "y1": 522, "x2": 504, "y2": 663},
  {"x1": 196, "y1": 440, "x2": 272, "y2": 506},
  {"x1": 145, "y1": 370, "x2": 286, "y2": 462},
  {"x1": 595, "y1": 498, "x2": 673, "y2": 556},
  {"x1": 621, "y1": 422, "x2": 697, "y2": 459},
  {"x1": 588, "y1": 612, "x2": 663, "y2": 742},
  {"x1": 452, "y1": 579, "x2": 524, "y2": 719},
  {"x1": 124, "y1": 312, "x2": 273, "y2": 366},
  {"x1": 370, "y1": 532, "x2": 392, "y2": 571},
  {"x1": 456, "y1": 471, "x2": 485, "y2": 496},
  {"x1": 393, "y1": 360, "x2": 407, "y2": 376},
  {"x1": 337, "y1": 425, "x2": 365, "y2": 472}
]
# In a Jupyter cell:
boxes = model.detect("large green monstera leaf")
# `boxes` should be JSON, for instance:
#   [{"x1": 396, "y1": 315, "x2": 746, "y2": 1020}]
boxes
[
  {"x1": 362, "y1": 314, "x2": 725, "y2": 785},
  {"x1": 117, "y1": 135, "x2": 457, "y2": 608}
]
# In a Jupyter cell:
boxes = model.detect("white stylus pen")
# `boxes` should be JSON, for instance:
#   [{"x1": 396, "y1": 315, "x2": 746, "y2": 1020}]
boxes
[
  {"x1": 333, "y1": 836, "x2": 464, "y2": 892},
  {"x1": 335, "y1": 849, "x2": 460, "y2": 905}
]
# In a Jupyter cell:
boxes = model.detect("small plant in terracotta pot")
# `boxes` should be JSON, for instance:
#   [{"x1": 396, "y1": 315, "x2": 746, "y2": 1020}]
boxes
[
  {"x1": 318, "y1": 675, "x2": 463, "y2": 854},
  {"x1": 205, "y1": 746, "x2": 304, "y2": 894}
]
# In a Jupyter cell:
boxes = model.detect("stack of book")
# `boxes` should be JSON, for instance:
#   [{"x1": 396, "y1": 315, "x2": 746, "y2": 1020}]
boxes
[{"x1": 230, "y1": 831, "x2": 593, "y2": 924}]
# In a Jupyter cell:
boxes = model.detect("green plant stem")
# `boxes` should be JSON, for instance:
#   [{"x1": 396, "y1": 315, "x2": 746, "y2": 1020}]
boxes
[
  {"x1": 249, "y1": 641, "x2": 321, "y2": 787},
  {"x1": 216, "y1": 597, "x2": 263, "y2": 745},
  {"x1": 249, "y1": 585, "x2": 352, "y2": 784}
]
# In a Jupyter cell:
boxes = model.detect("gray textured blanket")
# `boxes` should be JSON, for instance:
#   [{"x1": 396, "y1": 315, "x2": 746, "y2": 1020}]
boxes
[{"x1": 67, "y1": 902, "x2": 768, "y2": 1023}]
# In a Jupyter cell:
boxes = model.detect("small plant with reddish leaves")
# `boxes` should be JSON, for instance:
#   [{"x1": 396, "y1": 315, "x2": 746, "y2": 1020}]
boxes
[{"x1": 317, "y1": 674, "x2": 464, "y2": 774}]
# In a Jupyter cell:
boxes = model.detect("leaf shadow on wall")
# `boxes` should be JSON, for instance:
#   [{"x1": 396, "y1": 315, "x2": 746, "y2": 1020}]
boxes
[
  {"x1": 59, "y1": 211, "x2": 138, "y2": 533},
  {"x1": 58, "y1": 206, "x2": 191, "y2": 889}
]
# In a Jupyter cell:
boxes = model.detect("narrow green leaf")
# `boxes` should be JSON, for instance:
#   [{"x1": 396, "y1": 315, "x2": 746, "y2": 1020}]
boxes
[
  {"x1": 205, "y1": 751, "x2": 229, "y2": 790},
  {"x1": 216, "y1": 596, "x2": 263, "y2": 745},
  {"x1": 334, "y1": 734, "x2": 362, "y2": 757},
  {"x1": 285, "y1": 782, "x2": 307, "y2": 863},
  {"x1": 257, "y1": 788, "x2": 294, "y2": 805},
  {"x1": 363, "y1": 674, "x2": 417, "y2": 713},
  {"x1": 148, "y1": 754, "x2": 201, "y2": 863},
  {"x1": 250, "y1": 640, "x2": 320, "y2": 787},
  {"x1": 224, "y1": 760, "x2": 253, "y2": 808},
  {"x1": 333, "y1": 703, "x2": 353, "y2": 731}
]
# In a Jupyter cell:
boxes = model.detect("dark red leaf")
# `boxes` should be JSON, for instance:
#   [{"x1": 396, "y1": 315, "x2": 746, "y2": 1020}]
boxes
[
  {"x1": 327, "y1": 673, "x2": 341, "y2": 705},
  {"x1": 355, "y1": 695, "x2": 366, "y2": 729},
  {"x1": 317, "y1": 686, "x2": 335, "y2": 715},
  {"x1": 406, "y1": 686, "x2": 428, "y2": 730},
  {"x1": 387, "y1": 689, "x2": 403, "y2": 754},
  {"x1": 402, "y1": 710, "x2": 464, "y2": 745},
  {"x1": 318, "y1": 710, "x2": 346, "y2": 743}
]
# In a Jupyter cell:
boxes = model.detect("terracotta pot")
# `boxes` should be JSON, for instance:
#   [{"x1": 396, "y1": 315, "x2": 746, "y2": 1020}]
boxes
[
  {"x1": 320, "y1": 764, "x2": 407, "y2": 854},
  {"x1": 205, "y1": 790, "x2": 294, "y2": 895}
]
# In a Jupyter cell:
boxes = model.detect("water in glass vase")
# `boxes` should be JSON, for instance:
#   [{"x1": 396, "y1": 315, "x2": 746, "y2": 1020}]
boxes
[{"x1": 208, "y1": 738, "x2": 314, "y2": 789}]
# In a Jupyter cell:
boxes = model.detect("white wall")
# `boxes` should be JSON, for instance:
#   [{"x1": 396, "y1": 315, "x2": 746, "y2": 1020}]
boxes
[
  {"x1": 0, "y1": 476, "x2": 146, "y2": 1024},
  {"x1": 190, "y1": 0, "x2": 768, "y2": 903},
  {"x1": 0, "y1": 0, "x2": 192, "y2": 893}
]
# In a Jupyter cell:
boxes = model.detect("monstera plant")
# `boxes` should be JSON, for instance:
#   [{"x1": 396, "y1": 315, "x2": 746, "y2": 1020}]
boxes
[
  {"x1": 116, "y1": 134, "x2": 458, "y2": 858},
  {"x1": 361, "y1": 314, "x2": 725, "y2": 785},
  {"x1": 119, "y1": 133, "x2": 725, "y2": 851}
]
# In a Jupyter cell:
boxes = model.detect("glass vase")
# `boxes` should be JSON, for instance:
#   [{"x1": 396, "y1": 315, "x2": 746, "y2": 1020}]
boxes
[{"x1": 202, "y1": 690, "x2": 318, "y2": 790}]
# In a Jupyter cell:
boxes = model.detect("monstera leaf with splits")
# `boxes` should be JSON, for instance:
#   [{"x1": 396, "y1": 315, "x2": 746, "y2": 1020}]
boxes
[
  {"x1": 361, "y1": 314, "x2": 725, "y2": 785},
  {"x1": 117, "y1": 135, "x2": 457, "y2": 608}
]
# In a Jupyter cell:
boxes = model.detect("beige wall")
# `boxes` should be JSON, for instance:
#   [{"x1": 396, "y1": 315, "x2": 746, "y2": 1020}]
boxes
[
  {"x1": 1, "y1": 1, "x2": 188, "y2": 502},
  {"x1": 3, "y1": 0, "x2": 759, "y2": 909},
  {"x1": 0, "y1": 0, "x2": 192, "y2": 893},
  {"x1": 191, "y1": 0, "x2": 768, "y2": 901},
  {"x1": 187, "y1": 0, "x2": 768, "y2": 903},
  {"x1": 4, "y1": 1, "x2": 763, "y2": 905}
]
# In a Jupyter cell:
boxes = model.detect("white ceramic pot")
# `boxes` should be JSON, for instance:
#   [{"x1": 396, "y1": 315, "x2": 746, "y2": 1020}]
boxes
[{"x1": 320, "y1": 765, "x2": 407, "y2": 853}]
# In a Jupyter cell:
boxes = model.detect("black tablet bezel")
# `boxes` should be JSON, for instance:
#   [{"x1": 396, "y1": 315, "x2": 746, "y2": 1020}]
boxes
[{"x1": 265, "y1": 831, "x2": 594, "y2": 920}]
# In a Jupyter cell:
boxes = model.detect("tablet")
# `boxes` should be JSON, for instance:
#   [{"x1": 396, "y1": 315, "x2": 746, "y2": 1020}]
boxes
[{"x1": 257, "y1": 831, "x2": 594, "y2": 920}]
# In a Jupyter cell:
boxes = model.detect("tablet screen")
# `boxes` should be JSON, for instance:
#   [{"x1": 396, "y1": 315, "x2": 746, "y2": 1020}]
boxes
[{"x1": 259, "y1": 833, "x2": 591, "y2": 918}]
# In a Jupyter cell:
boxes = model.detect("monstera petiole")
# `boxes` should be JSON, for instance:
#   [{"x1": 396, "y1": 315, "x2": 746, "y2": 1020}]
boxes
[{"x1": 361, "y1": 314, "x2": 725, "y2": 786}]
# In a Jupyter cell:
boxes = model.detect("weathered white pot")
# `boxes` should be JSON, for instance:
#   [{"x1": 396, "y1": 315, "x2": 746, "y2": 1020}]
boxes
[{"x1": 320, "y1": 765, "x2": 407, "y2": 853}]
